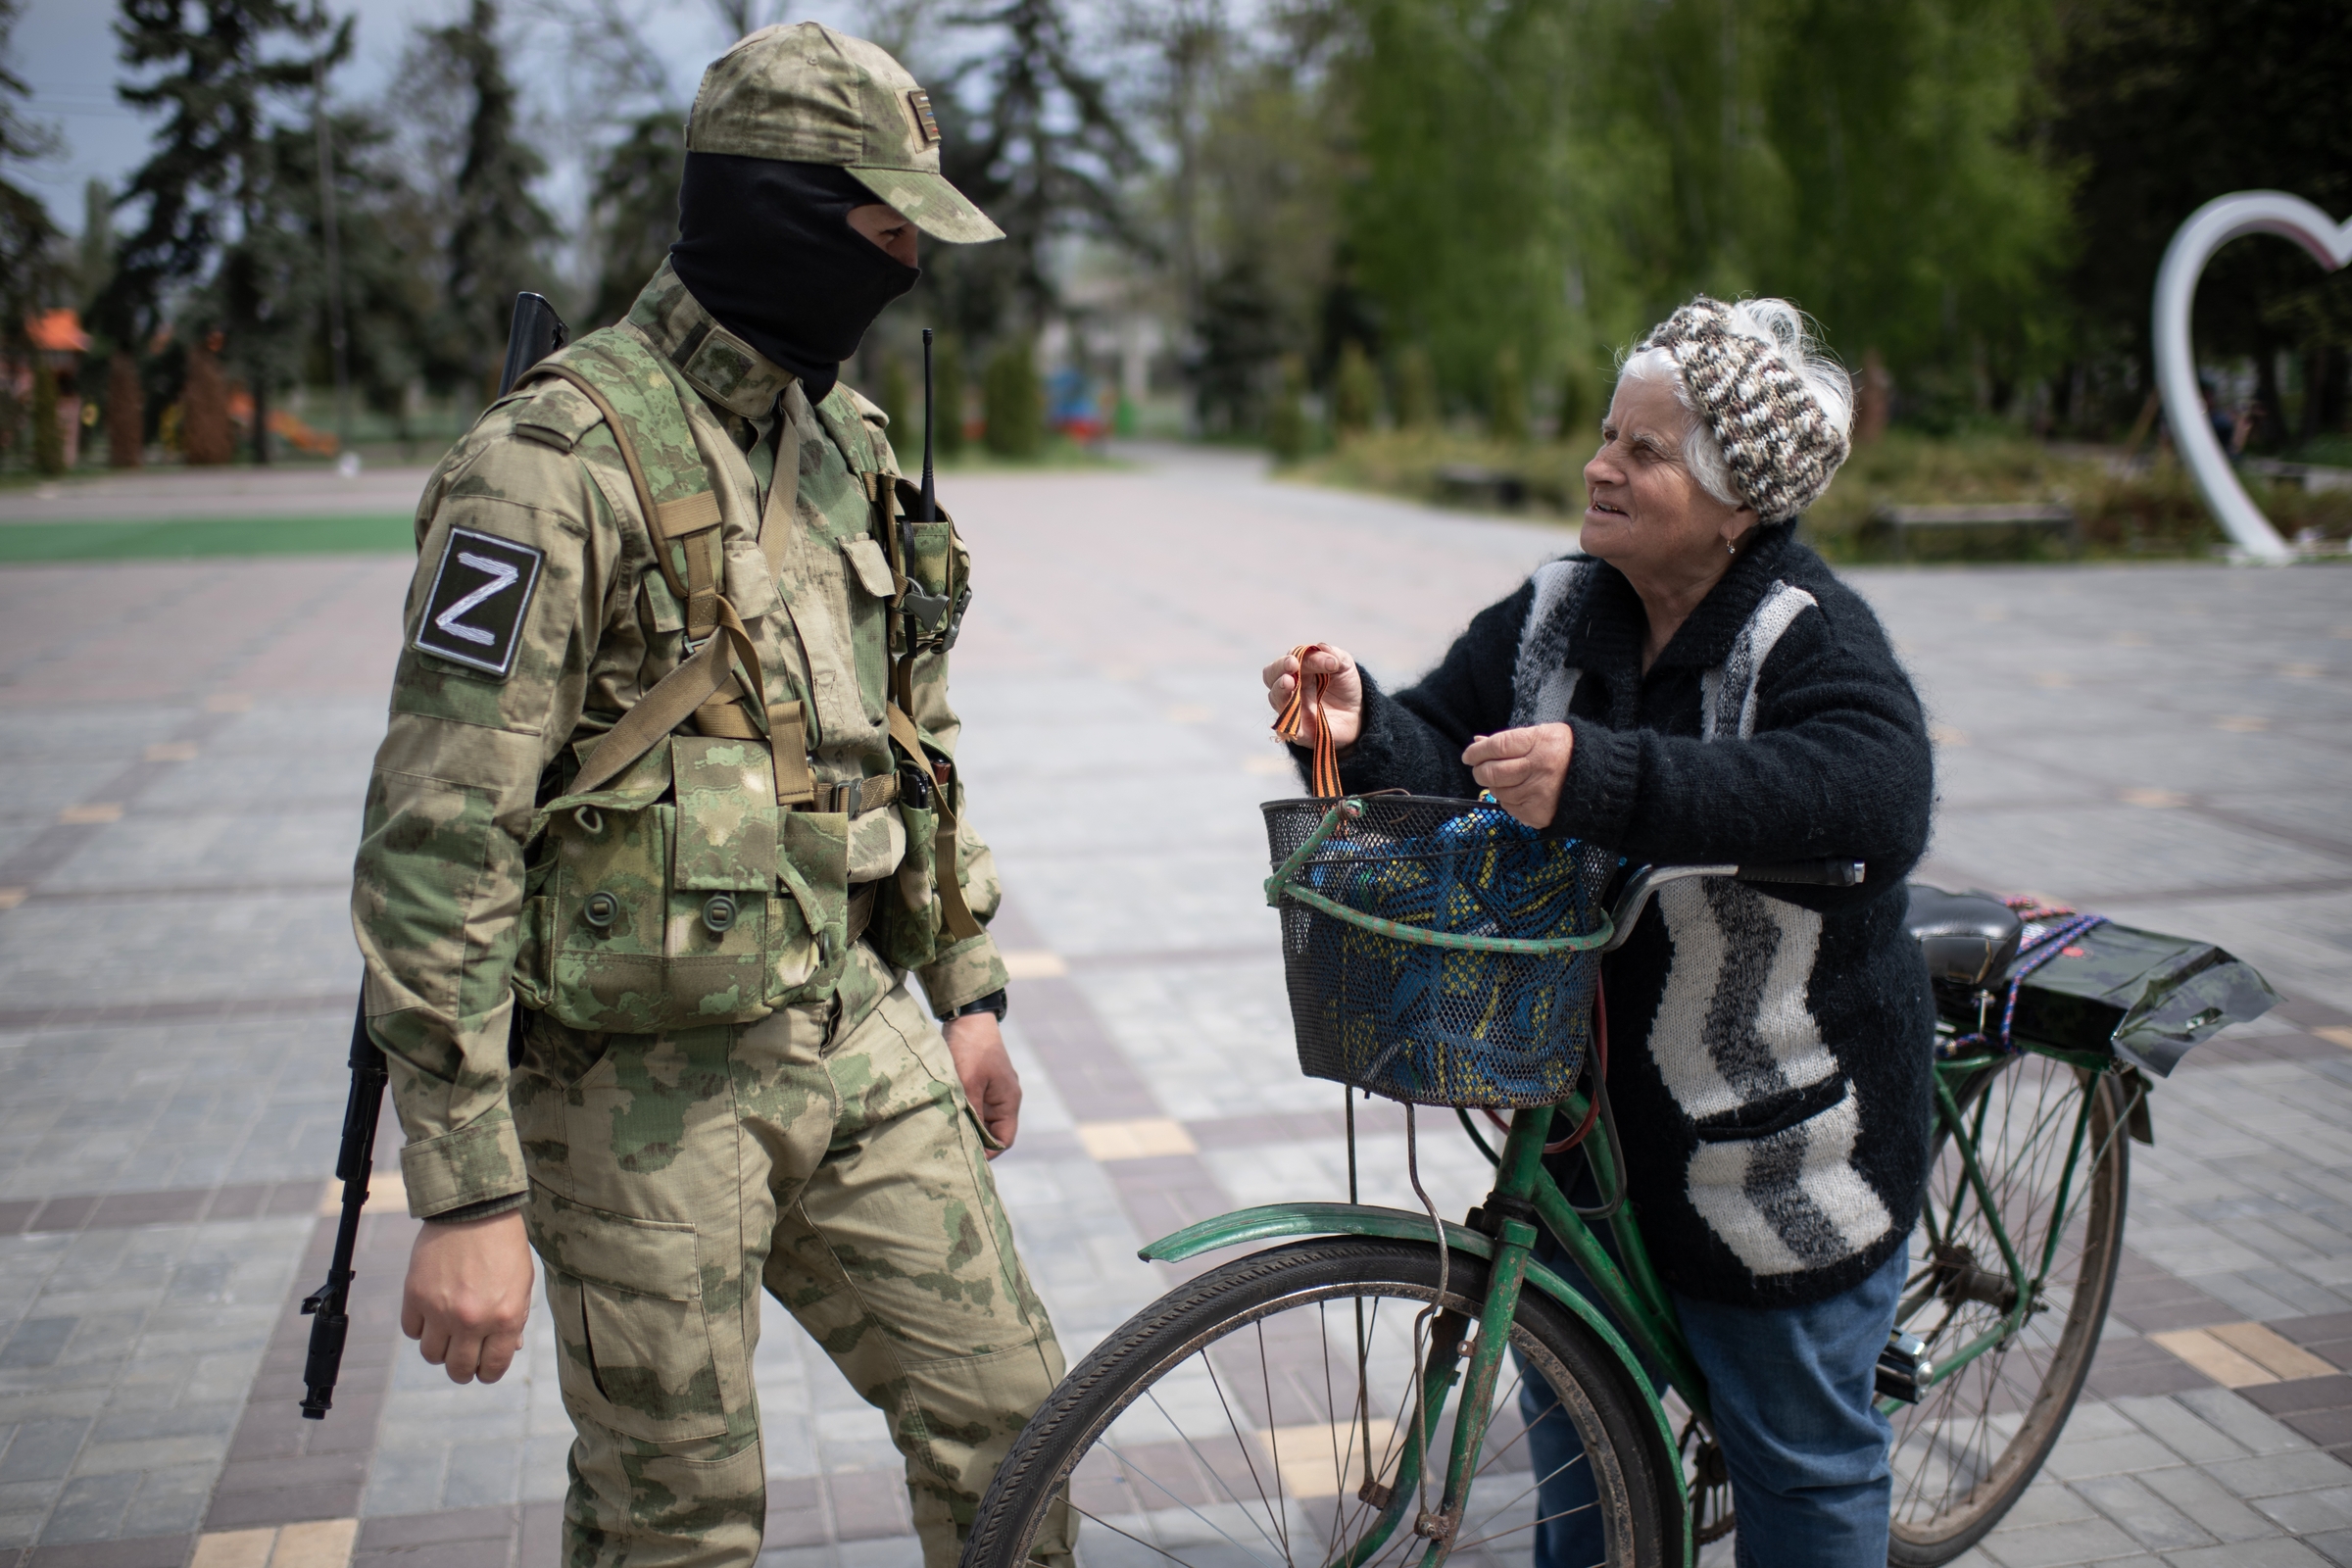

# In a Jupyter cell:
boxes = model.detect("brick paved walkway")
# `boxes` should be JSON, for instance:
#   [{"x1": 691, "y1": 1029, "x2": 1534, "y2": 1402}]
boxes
[{"x1": 3, "y1": 446, "x2": 2350, "y2": 1568}]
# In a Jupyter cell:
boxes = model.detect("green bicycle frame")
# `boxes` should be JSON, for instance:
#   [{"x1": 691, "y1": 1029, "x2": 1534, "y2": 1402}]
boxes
[{"x1": 1141, "y1": 1044, "x2": 2137, "y2": 1567}]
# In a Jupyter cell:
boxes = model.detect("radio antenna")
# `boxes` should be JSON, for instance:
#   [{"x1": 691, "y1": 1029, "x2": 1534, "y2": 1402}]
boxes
[{"x1": 920, "y1": 328, "x2": 938, "y2": 523}]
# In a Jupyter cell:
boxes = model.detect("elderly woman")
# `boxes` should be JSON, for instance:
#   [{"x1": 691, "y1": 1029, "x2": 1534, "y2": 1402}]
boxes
[{"x1": 1261, "y1": 297, "x2": 1935, "y2": 1567}]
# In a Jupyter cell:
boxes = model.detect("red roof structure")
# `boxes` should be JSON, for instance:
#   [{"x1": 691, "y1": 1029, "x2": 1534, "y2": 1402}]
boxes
[{"x1": 27, "y1": 310, "x2": 90, "y2": 354}]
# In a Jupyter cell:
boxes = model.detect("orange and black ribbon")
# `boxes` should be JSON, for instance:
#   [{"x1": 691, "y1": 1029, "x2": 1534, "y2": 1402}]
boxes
[{"x1": 1271, "y1": 643, "x2": 1346, "y2": 799}]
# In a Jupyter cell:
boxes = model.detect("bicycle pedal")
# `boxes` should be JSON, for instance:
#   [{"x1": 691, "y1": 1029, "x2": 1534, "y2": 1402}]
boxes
[{"x1": 1876, "y1": 1329, "x2": 1932, "y2": 1404}]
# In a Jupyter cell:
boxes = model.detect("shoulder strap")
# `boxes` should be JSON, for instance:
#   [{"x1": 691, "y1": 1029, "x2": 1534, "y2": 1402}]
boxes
[{"x1": 520, "y1": 338, "x2": 779, "y2": 776}]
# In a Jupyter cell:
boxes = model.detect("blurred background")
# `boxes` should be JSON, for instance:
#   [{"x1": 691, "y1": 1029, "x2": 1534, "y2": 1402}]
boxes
[{"x1": 4, "y1": 0, "x2": 2350, "y2": 561}]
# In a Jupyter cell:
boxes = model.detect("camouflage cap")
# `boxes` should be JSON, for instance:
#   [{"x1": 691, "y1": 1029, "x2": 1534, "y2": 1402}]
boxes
[{"x1": 686, "y1": 23, "x2": 1004, "y2": 244}]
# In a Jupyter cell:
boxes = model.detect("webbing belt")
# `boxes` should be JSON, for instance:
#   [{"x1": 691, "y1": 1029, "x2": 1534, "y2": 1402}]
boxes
[
  {"x1": 847, "y1": 882, "x2": 878, "y2": 946},
  {"x1": 527, "y1": 347, "x2": 986, "y2": 943},
  {"x1": 1271, "y1": 643, "x2": 1345, "y2": 798}
]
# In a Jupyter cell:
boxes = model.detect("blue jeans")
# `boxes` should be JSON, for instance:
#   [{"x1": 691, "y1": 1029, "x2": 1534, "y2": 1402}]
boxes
[{"x1": 1516, "y1": 1242, "x2": 1904, "y2": 1568}]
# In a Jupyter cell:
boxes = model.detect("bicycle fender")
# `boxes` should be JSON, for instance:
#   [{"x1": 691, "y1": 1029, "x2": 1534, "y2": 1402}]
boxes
[{"x1": 1141, "y1": 1200, "x2": 1689, "y2": 1527}]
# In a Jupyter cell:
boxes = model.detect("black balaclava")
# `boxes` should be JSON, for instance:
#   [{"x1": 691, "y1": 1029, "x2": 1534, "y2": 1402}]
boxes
[{"x1": 669, "y1": 153, "x2": 919, "y2": 406}]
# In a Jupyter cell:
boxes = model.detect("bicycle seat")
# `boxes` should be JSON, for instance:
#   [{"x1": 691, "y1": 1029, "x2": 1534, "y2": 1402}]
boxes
[{"x1": 1905, "y1": 884, "x2": 2023, "y2": 988}]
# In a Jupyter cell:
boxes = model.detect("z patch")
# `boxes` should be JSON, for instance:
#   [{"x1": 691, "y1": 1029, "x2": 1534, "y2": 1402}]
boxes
[{"x1": 413, "y1": 527, "x2": 544, "y2": 678}]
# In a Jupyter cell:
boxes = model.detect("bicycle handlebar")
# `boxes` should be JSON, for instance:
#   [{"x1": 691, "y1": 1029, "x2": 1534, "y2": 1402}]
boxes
[{"x1": 1599, "y1": 858, "x2": 1866, "y2": 953}]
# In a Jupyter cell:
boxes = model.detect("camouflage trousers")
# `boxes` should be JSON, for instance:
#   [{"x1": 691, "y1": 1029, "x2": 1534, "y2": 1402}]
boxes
[{"x1": 512, "y1": 941, "x2": 1071, "y2": 1568}]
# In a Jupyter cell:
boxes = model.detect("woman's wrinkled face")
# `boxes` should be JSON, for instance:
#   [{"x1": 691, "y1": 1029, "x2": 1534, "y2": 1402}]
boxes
[{"x1": 1581, "y1": 374, "x2": 1750, "y2": 582}]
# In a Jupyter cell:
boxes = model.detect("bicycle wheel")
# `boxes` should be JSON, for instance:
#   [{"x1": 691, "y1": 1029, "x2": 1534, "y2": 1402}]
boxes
[
  {"x1": 1886, "y1": 1057, "x2": 2131, "y2": 1563},
  {"x1": 963, "y1": 1236, "x2": 1682, "y2": 1568}
]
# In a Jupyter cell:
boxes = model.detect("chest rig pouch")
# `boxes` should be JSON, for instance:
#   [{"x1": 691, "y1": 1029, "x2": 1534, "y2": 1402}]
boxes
[{"x1": 506, "y1": 330, "x2": 979, "y2": 1035}]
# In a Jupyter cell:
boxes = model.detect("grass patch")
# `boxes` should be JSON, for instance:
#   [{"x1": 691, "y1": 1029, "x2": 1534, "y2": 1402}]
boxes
[
  {"x1": 0, "y1": 514, "x2": 416, "y2": 563},
  {"x1": 1283, "y1": 427, "x2": 2352, "y2": 562},
  {"x1": 1287, "y1": 430, "x2": 1588, "y2": 519}
]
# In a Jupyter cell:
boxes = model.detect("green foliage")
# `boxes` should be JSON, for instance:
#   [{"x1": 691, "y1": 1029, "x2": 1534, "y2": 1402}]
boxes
[
  {"x1": 95, "y1": 0, "x2": 351, "y2": 356},
  {"x1": 588, "y1": 114, "x2": 685, "y2": 329},
  {"x1": 29, "y1": 358, "x2": 62, "y2": 475},
  {"x1": 1267, "y1": 354, "x2": 1311, "y2": 463},
  {"x1": 879, "y1": 357, "x2": 912, "y2": 452},
  {"x1": 420, "y1": 0, "x2": 556, "y2": 398},
  {"x1": 1338, "y1": 0, "x2": 2074, "y2": 416},
  {"x1": 2049, "y1": 0, "x2": 2352, "y2": 442},
  {"x1": 983, "y1": 340, "x2": 1044, "y2": 459},
  {"x1": 1333, "y1": 340, "x2": 1379, "y2": 435},
  {"x1": 935, "y1": 335, "x2": 967, "y2": 460},
  {"x1": 1555, "y1": 357, "x2": 1600, "y2": 448},
  {"x1": 1393, "y1": 345, "x2": 1437, "y2": 430},
  {"x1": 1489, "y1": 345, "x2": 1527, "y2": 445},
  {"x1": 1292, "y1": 428, "x2": 1589, "y2": 517},
  {"x1": 921, "y1": 0, "x2": 1142, "y2": 346}
]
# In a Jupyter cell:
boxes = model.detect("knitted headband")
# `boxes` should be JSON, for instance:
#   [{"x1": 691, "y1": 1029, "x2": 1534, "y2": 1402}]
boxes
[{"x1": 1642, "y1": 296, "x2": 1849, "y2": 522}]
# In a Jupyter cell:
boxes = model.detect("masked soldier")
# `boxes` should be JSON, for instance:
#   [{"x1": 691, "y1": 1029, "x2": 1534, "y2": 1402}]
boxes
[{"x1": 350, "y1": 24, "x2": 1070, "y2": 1568}]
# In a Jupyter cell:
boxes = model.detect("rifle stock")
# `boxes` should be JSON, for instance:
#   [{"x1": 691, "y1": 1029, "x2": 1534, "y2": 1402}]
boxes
[
  {"x1": 498, "y1": 292, "x2": 568, "y2": 399},
  {"x1": 300, "y1": 998, "x2": 386, "y2": 1419}
]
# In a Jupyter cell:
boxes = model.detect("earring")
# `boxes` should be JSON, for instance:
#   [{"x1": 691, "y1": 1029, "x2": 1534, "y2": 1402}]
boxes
[{"x1": 1726, "y1": 537, "x2": 1738, "y2": 556}]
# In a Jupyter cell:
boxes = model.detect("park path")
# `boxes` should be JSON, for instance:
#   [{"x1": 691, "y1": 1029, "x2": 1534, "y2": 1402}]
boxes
[{"x1": 2, "y1": 445, "x2": 2351, "y2": 1568}]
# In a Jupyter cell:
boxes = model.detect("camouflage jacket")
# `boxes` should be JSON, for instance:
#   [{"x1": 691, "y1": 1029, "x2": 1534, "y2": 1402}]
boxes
[{"x1": 352, "y1": 263, "x2": 1008, "y2": 1219}]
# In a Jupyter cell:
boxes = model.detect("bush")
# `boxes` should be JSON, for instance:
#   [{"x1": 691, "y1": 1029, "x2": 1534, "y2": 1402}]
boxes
[
  {"x1": 1555, "y1": 357, "x2": 1601, "y2": 449},
  {"x1": 1333, "y1": 341, "x2": 1378, "y2": 437},
  {"x1": 982, "y1": 339, "x2": 1042, "y2": 460},
  {"x1": 934, "y1": 334, "x2": 965, "y2": 460},
  {"x1": 1393, "y1": 345, "x2": 1438, "y2": 430},
  {"x1": 31, "y1": 360, "x2": 64, "y2": 475},
  {"x1": 879, "y1": 356, "x2": 911, "y2": 452},
  {"x1": 1489, "y1": 345, "x2": 1527, "y2": 445},
  {"x1": 1268, "y1": 354, "x2": 1311, "y2": 463},
  {"x1": 1290, "y1": 427, "x2": 1588, "y2": 516}
]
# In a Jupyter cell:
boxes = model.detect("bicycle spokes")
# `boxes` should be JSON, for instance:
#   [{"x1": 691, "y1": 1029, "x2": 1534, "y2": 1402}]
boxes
[
  {"x1": 1056, "y1": 1289, "x2": 1618, "y2": 1568},
  {"x1": 1887, "y1": 1056, "x2": 2129, "y2": 1546}
]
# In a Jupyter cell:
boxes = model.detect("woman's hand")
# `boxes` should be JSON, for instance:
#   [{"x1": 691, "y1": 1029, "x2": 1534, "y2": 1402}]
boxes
[
  {"x1": 1463, "y1": 724, "x2": 1575, "y2": 829},
  {"x1": 1262, "y1": 646, "x2": 1364, "y2": 752}
]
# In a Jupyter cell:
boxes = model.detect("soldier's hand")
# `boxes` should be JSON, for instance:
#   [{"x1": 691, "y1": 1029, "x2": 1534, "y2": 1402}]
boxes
[
  {"x1": 945, "y1": 1012, "x2": 1021, "y2": 1156},
  {"x1": 1262, "y1": 646, "x2": 1364, "y2": 752},
  {"x1": 402, "y1": 1208, "x2": 536, "y2": 1385},
  {"x1": 1463, "y1": 724, "x2": 1575, "y2": 830}
]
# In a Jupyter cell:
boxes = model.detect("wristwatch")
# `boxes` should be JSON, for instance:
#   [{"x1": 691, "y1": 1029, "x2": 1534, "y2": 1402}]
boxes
[{"x1": 944, "y1": 989, "x2": 1008, "y2": 1023}]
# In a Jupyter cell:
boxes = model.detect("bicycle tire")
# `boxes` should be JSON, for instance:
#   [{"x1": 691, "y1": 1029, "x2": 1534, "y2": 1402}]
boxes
[
  {"x1": 961, "y1": 1236, "x2": 1683, "y2": 1568},
  {"x1": 1886, "y1": 1059, "x2": 2130, "y2": 1563}
]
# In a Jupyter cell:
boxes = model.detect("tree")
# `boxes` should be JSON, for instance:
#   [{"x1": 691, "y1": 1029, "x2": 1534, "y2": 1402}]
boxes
[
  {"x1": 588, "y1": 113, "x2": 685, "y2": 327},
  {"x1": 931, "y1": 0, "x2": 1143, "y2": 335},
  {"x1": 0, "y1": 0, "x2": 63, "y2": 368},
  {"x1": 406, "y1": 0, "x2": 557, "y2": 400},
  {"x1": 2048, "y1": 0, "x2": 2352, "y2": 442},
  {"x1": 982, "y1": 338, "x2": 1042, "y2": 457},
  {"x1": 1332, "y1": 339, "x2": 1377, "y2": 435},
  {"x1": 1341, "y1": 0, "x2": 2074, "y2": 420},
  {"x1": 97, "y1": 0, "x2": 352, "y2": 462}
]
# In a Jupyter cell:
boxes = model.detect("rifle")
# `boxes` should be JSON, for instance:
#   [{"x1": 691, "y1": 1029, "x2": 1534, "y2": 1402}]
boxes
[
  {"x1": 300, "y1": 1000, "x2": 386, "y2": 1418},
  {"x1": 498, "y1": 291, "x2": 568, "y2": 398},
  {"x1": 305, "y1": 292, "x2": 569, "y2": 1419}
]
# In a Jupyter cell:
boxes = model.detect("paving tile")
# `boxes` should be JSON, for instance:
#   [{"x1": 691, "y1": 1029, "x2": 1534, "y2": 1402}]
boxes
[
  {"x1": 2163, "y1": 1540, "x2": 2335, "y2": 1568},
  {"x1": 2177, "y1": 1387, "x2": 2321, "y2": 1455},
  {"x1": 2206, "y1": 1449, "x2": 2352, "y2": 1499},
  {"x1": 2072, "y1": 1472, "x2": 2217, "y2": 1549},
  {"x1": 1976, "y1": 1514, "x2": 2146, "y2": 1567}
]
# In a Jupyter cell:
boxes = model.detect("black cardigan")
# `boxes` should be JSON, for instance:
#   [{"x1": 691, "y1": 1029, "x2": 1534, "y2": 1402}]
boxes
[{"x1": 1329, "y1": 523, "x2": 1936, "y2": 1308}]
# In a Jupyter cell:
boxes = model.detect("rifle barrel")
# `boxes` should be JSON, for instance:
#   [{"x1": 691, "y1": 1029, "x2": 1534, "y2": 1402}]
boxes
[{"x1": 301, "y1": 997, "x2": 386, "y2": 1419}]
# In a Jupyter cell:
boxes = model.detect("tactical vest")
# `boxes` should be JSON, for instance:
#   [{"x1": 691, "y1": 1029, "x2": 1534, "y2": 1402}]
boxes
[{"x1": 505, "y1": 325, "x2": 979, "y2": 1035}]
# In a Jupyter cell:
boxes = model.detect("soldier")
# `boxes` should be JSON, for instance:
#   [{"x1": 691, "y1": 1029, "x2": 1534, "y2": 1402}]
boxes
[{"x1": 350, "y1": 24, "x2": 1070, "y2": 1568}]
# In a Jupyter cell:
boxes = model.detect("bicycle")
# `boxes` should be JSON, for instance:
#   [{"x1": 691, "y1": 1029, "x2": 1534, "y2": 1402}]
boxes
[{"x1": 961, "y1": 794, "x2": 2275, "y2": 1568}]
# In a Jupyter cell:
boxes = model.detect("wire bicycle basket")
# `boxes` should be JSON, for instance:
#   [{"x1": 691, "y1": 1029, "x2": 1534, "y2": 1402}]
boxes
[{"x1": 1263, "y1": 794, "x2": 1618, "y2": 1107}]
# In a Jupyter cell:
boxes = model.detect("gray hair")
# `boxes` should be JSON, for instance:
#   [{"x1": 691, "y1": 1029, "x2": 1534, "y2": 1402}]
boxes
[{"x1": 1615, "y1": 297, "x2": 1854, "y2": 519}]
